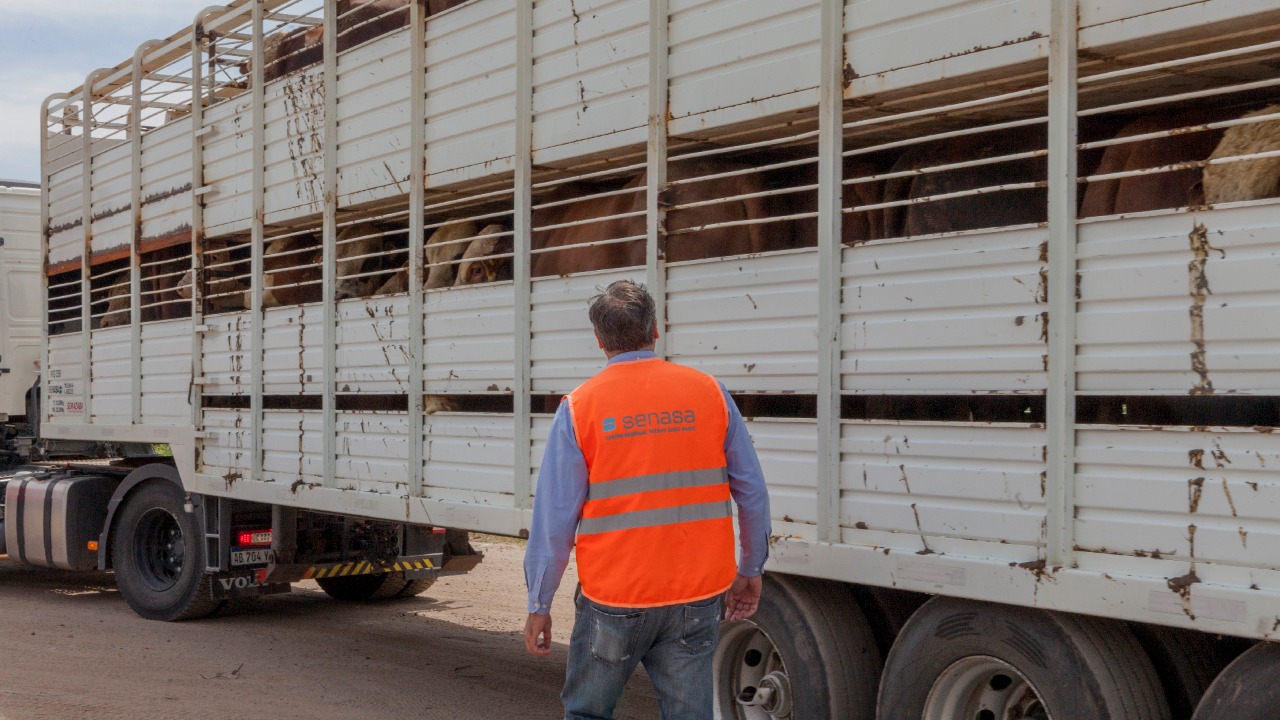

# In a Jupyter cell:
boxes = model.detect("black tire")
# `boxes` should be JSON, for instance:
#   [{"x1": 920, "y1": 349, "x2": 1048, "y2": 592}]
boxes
[
  {"x1": 1129, "y1": 623, "x2": 1231, "y2": 720},
  {"x1": 396, "y1": 576, "x2": 437, "y2": 597},
  {"x1": 1191, "y1": 641, "x2": 1280, "y2": 719},
  {"x1": 316, "y1": 571, "x2": 409, "y2": 601},
  {"x1": 851, "y1": 585, "x2": 929, "y2": 660},
  {"x1": 111, "y1": 480, "x2": 220, "y2": 621},
  {"x1": 878, "y1": 597, "x2": 1170, "y2": 720},
  {"x1": 713, "y1": 574, "x2": 880, "y2": 720}
]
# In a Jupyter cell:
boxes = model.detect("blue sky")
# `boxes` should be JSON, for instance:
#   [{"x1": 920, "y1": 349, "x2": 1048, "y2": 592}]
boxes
[{"x1": 0, "y1": 0, "x2": 210, "y2": 181}]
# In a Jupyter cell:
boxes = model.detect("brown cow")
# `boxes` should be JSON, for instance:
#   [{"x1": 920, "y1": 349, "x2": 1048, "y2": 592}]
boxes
[
  {"x1": 1202, "y1": 105, "x2": 1280, "y2": 205},
  {"x1": 98, "y1": 276, "x2": 131, "y2": 328},
  {"x1": 257, "y1": 0, "x2": 411, "y2": 82},
  {"x1": 781, "y1": 156, "x2": 889, "y2": 247},
  {"x1": 454, "y1": 225, "x2": 513, "y2": 286},
  {"x1": 882, "y1": 125, "x2": 1048, "y2": 237},
  {"x1": 530, "y1": 159, "x2": 778, "y2": 277},
  {"x1": 1079, "y1": 111, "x2": 1227, "y2": 217}
]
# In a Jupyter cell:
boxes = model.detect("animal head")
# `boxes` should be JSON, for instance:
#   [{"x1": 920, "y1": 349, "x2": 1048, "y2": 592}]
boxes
[{"x1": 454, "y1": 225, "x2": 513, "y2": 286}]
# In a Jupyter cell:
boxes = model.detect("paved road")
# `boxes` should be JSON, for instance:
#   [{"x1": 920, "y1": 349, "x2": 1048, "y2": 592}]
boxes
[{"x1": 0, "y1": 537, "x2": 659, "y2": 720}]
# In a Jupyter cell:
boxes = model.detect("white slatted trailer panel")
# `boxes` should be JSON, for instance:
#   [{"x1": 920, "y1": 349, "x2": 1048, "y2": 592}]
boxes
[
  {"x1": 88, "y1": 143, "x2": 132, "y2": 255},
  {"x1": 423, "y1": 0, "x2": 518, "y2": 187},
  {"x1": 199, "y1": 409, "x2": 252, "y2": 479},
  {"x1": 1075, "y1": 426, "x2": 1280, "y2": 597},
  {"x1": 139, "y1": 120, "x2": 194, "y2": 243},
  {"x1": 668, "y1": 0, "x2": 820, "y2": 137},
  {"x1": 1079, "y1": 0, "x2": 1280, "y2": 50},
  {"x1": 141, "y1": 320, "x2": 194, "y2": 423},
  {"x1": 840, "y1": 422, "x2": 1047, "y2": 560},
  {"x1": 263, "y1": 304, "x2": 324, "y2": 395},
  {"x1": 201, "y1": 311, "x2": 252, "y2": 395},
  {"x1": 336, "y1": 296, "x2": 412, "y2": 394},
  {"x1": 843, "y1": 0, "x2": 1049, "y2": 101},
  {"x1": 46, "y1": 165, "x2": 83, "y2": 267},
  {"x1": 264, "y1": 68, "x2": 326, "y2": 224},
  {"x1": 531, "y1": 0, "x2": 649, "y2": 165},
  {"x1": 1077, "y1": 206, "x2": 1280, "y2": 395},
  {"x1": 45, "y1": 335, "x2": 85, "y2": 420},
  {"x1": 89, "y1": 326, "x2": 131, "y2": 422},
  {"x1": 423, "y1": 412, "x2": 518, "y2": 507},
  {"x1": 202, "y1": 97, "x2": 254, "y2": 237},
  {"x1": 530, "y1": 269, "x2": 632, "y2": 393},
  {"x1": 261, "y1": 410, "x2": 324, "y2": 487},
  {"x1": 750, "y1": 419, "x2": 820, "y2": 541},
  {"x1": 336, "y1": 412, "x2": 410, "y2": 494},
  {"x1": 666, "y1": 251, "x2": 818, "y2": 392},
  {"x1": 335, "y1": 32, "x2": 410, "y2": 208},
  {"x1": 424, "y1": 282, "x2": 515, "y2": 394},
  {"x1": 841, "y1": 228, "x2": 1049, "y2": 393},
  {"x1": 530, "y1": 414, "x2": 554, "y2": 497}
]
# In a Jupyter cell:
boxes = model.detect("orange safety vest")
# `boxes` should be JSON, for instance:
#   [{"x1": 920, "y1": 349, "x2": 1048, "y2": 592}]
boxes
[{"x1": 567, "y1": 357, "x2": 737, "y2": 608}]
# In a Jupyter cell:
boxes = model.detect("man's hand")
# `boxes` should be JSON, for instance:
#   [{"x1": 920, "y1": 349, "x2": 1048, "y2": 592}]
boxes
[
  {"x1": 725, "y1": 573, "x2": 762, "y2": 621},
  {"x1": 524, "y1": 612, "x2": 553, "y2": 657}
]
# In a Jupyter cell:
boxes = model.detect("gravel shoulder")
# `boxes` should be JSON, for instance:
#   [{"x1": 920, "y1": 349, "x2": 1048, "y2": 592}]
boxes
[{"x1": 0, "y1": 538, "x2": 658, "y2": 720}]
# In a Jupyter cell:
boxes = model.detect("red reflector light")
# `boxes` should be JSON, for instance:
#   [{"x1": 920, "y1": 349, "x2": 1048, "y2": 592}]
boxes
[{"x1": 237, "y1": 529, "x2": 273, "y2": 547}]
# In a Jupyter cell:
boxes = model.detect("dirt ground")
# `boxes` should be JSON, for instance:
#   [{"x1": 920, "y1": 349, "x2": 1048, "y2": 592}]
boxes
[{"x1": 0, "y1": 536, "x2": 659, "y2": 720}]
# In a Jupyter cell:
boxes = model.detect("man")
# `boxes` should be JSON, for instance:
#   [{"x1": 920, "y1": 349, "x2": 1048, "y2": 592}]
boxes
[{"x1": 523, "y1": 279, "x2": 771, "y2": 719}]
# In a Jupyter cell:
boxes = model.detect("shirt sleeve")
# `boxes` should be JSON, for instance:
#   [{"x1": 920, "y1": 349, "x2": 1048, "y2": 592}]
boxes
[
  {"x1": 720, "y1": 383, "x2": 771, "y2": 577},
  {"x1": 523, "y1": 399, "x2": 589, "y2": 614}
]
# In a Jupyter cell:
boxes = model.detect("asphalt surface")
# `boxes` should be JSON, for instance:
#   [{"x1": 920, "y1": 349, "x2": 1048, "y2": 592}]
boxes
[{"x1": 0, "y1": 537, "x2": 659, "y2": 720}]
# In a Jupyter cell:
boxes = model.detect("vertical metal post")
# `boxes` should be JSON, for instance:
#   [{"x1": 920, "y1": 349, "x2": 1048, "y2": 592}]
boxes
[
  {"x1": 321, "y1": 0, "x2": 338, "y2": 489},
  {"x1": 815, "y1": 0, "x2": 845, "y2": 544},
  {"x1": 80, "y1": 71, "x2": 105, "y2": 425},
  {"x1": 250, "y1": 0, "x2": 266, "y2": 482},
  {"x1": 130, "y1": 43, "x2": 158, "y2": 426},
  {"x1": 39, "y1": 93, "x2": 69, "y2": 433},
  {"x1": 408, "y1": 0, "x2": 427, "y2": 498},
  {"x1": 645, "y1": 0, "x2": 669, "y2": 357},
  {"x1": 1046, "y1": 0, "x2": 1080, "y2": 569},
  {"x1": 512, "y1": 0, "x2": 534, "y2": 515},
  {"x1": 190, "y1": 12, "x2": 214, "y2": 434}
]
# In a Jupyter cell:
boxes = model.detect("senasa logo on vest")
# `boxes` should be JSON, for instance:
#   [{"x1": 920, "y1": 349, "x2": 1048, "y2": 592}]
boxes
[{"x1": 602, "y1": 409, "x2": 697, "y2": 440}]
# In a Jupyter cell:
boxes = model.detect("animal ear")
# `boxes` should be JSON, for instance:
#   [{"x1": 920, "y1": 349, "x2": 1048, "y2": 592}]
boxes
[{"x1": 305, "y1": 26, "x2": 325, "y2": 45}]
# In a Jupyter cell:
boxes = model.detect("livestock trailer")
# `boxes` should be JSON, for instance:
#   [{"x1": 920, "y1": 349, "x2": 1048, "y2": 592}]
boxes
[{"x1": 29, "y1": 0, "x2": 1280, "y2": 717}]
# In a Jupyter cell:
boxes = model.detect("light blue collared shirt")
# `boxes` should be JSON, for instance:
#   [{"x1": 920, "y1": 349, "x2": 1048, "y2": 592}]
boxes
[{"x1": 524, "y1": 349, "x2": 771, "y2": 614}]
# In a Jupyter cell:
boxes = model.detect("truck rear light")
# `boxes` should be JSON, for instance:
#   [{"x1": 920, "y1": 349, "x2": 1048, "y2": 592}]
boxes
[{"x1": 236, "y1": 529, "x2": 273, "y2": 547}]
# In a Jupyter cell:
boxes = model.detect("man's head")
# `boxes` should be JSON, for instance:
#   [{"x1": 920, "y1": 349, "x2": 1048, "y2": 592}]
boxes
[{"x1": 588, "y1": 280, "x2": 657, "y2": 355}]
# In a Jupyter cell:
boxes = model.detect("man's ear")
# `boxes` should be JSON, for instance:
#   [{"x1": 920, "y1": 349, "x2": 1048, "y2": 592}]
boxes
[
  {"x1": 652, "y1": 321, "x2": 659, "y2": 341},
  {"x1": 595, "y1": 332, "x2": 604, "y2": 350}
]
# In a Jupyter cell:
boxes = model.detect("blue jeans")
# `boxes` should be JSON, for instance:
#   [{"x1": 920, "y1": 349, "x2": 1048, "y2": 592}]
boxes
[{"x1": 563, "y1": 587, "x2": 721, "y2": 720}]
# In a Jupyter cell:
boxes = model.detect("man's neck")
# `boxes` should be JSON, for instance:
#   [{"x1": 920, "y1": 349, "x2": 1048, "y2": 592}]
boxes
[{"x1": 604, "y1": 346, "x2": 656, "y2": 360}]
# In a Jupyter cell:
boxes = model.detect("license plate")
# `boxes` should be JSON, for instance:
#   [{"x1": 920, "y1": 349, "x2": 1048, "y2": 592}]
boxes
[{"x1": 231, "y1": 549, "x2": 274, "y2": 566}]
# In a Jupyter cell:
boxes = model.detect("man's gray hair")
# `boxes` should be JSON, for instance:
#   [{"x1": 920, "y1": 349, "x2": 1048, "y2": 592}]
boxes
[{"x1": 588, "y1": 280, "x2": 656, "y2": 353}]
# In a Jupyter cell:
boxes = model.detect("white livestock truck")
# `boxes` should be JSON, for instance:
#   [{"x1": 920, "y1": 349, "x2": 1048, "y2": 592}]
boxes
[{"x1": 26, "y1": 0, "x2": 1280, "y2": 717}]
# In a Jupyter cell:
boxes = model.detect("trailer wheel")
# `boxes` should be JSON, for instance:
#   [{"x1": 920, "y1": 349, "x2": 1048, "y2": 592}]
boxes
[
  {"x1": 713, "y1": 574, "x2": 880, "y2": 720},
  {"x1": 315, "y1": 571, "x2": 408, "y2": 601},
  {"x1": 112, "y1": 480, "x2": 220, "y2": 621},
  {"x1": 878, "y1": 597, "x2": 1170, "y2": 720},
  {"x1": 396, "y1": 576, "x2": 437, "y2": 597},
  {"x1": 1129, "y1": 623, "x2": 1229, "y2": 720},
  {"x1": 1190, "y1": 641, "x2": 1280, "y2": 719}
]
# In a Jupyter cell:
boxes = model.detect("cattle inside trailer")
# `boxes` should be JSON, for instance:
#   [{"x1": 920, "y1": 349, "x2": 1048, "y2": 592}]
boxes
[{"x1": 31, "y1": 0, "x2": 1280, "y2": 717}]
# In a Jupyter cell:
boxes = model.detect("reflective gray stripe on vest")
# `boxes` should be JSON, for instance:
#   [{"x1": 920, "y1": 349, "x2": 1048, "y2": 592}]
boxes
[
  {"x1": 578, "y1": 499, "x2": 733, "y2": 536},
  {"x1": 587, "y1": 467, "x2": 728, "y2": 501}
]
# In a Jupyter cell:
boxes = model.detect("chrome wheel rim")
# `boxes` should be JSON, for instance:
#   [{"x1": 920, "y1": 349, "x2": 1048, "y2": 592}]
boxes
[
  {"x1": 714, "y1": 621, "x2": 793, "y2": 719},
  {"x1": 924, "y1": 656, "x2": 1052, "y2": 720}
]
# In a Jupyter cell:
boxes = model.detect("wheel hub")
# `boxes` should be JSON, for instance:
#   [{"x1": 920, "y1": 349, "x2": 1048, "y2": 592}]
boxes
[
  {"x1": 133, "y1": 507, "x2": 186, "y2": 592},
  {"x1": 923, "y1": 656, "x2": 1052, "y2": 720},
  {"x1": 715, "y1": 621, "x2": 793, "y2": 719}
]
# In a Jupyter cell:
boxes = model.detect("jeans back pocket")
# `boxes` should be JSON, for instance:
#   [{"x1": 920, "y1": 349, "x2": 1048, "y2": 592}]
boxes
[
  {"x1": 677, "y1": 597, "x2": 722, "y2": 655},
  {"x1": 590, "y1": 605, "x2": 645, "y2": 666}
]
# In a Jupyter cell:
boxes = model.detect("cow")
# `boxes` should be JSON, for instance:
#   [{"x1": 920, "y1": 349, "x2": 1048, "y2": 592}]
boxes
[
  {"x1": 1202, "y1": 104, "x2": 1280, "y2": 205},
  {"x1": 98, "y1": 275, "x2": 131, "y2": 328},
  {"x1": 781, "y1": 156, "x2": 890, "y2": 247},
  {"x1": 454, "y1": 224, "x2": 513, "y2": 286},
  {"x1": 882, "y1": 125, "x2": 1048, "y2": 237},
  {"x1": 1079, "y1": 111, "x2": 1228, "y2": 217},
  {"x1": 530, "y1": 158, "x2": 780, "y2": 277},
  {"x1": 256, "y1": 0, "x2": 412, "y2": 82},
  {"x1": 261, "y1": 233, "x2": 324, "y2": 307}
]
